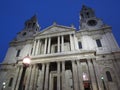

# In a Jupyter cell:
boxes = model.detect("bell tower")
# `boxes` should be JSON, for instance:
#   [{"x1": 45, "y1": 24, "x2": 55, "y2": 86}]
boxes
[
  {"x1": 16, "y1": 15, "x2": 40, "y2": 41},
  {"x1": 80, "y1": 5, "x2": 105, "y2": 30}
]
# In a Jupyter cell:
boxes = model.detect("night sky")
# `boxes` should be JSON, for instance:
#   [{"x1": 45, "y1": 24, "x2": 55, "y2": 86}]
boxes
[{"x1": 0, "y1": 0, "x2": 120, "y2": 62}]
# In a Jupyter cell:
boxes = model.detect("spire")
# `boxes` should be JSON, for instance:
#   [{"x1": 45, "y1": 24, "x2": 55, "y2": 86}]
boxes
[{"x1": 80, "y1": 5, "x2": 95, "y2": 21}]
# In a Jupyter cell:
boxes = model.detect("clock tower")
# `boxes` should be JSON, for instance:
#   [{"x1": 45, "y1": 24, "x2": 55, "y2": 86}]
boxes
[{"x1": 80, "y1": 5, "x2": 106, "y2": 30}]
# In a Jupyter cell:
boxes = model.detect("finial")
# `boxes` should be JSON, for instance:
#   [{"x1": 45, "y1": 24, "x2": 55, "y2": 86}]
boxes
[{"x1": 53, "y1": 21, "x2": 57, "y2": 26}]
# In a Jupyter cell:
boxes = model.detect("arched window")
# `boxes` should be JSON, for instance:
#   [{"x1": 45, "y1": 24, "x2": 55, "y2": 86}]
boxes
[
  {"x1": 106, "y1": 71, "x2": 113, "y2": 82},
  {"x1": 16, "y1": 49, "x2": 21, "y2": 57},
  {"x1": 8, "y1": 78, "x2": 13, "y2": 87}
]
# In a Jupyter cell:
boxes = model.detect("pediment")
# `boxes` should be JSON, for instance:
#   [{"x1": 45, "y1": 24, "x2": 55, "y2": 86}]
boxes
[{"x1": 39, "y1": 25, "x2": 75, "y2": 35}]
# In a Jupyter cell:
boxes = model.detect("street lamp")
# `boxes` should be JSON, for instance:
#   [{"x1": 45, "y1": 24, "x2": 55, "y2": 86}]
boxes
[
  {"x1": 101, "y1": 76, "x2": 106, "y2": 90},
  {"x1": 22, "y1": 55, "x2": 31, "y2": 67},
  {"x1": 2, "y1": 82, "x2": 6, "y2": 90},
  {"x1": 18, "y1": 55, "x2": 31, "y2": 90}
]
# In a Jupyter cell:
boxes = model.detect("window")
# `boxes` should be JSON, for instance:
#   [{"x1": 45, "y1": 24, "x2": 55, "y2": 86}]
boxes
[
  {"x1": 78, "y1": 42, "x2": 82, "y2": 49},
  {"x1": 96, "y1": 39, "x2": 102, "y2": 47},
  {"x1": 106, "y1": 71, "x2": 113, "y2": 82},
  {"x1": 8, "y1": 78, "x2": 13, "y2": 87},
  {"x1": 16, "y1": 49, "x2": 21, "y2": 57}
]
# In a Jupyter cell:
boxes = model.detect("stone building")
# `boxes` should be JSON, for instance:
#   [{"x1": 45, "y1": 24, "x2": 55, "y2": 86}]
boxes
[{"x1": 0, "y1": 5, "x2": 120, "y2": 90}]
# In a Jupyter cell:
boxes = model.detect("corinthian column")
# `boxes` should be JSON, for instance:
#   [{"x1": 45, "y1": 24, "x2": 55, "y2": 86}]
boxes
[
  {"x1": 72, "y1": 61, "x2": 79, "y2": 90},
  {"x1": 57, "y1": 36, "x2": 60, "y2": 52},
  {"x1": 61, "y1": 36, "x2": 64, "y2": 52},
  {"x1": 47, "y1": 37, "x2": 51, "y2": 54},
  {"x1": 57, "y1": 62, "x2": 60, "y2": 90},
  {"x1": 70, "y1": 34, "x2": 74, "y2": 51},
  {"x1": 44, "y1": 38, "x2": 47, "y2": 54},
  {"x1": 62, "y1": 61, "x2": 65, "y2": 90},
  {"x1": 35, "y1": 39, "x2": 40, "y2": 55},
  {"x1": 44, "y1": 63, "x2": 50, "y2": 90},
  {"x1": 32, "y1": 40, "x2": 37, "y2": 55},
  {"x1": 76, "y1": 60, "x2": 84, "y2": 90},
  {"x1": 87, "y1": 59, "x2": 98, "y2": 90}
]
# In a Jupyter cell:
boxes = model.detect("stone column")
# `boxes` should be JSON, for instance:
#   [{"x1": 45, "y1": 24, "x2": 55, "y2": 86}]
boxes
[
  {"x1": 72, "y1": 61, "x2": 79, "y2": 90},
  {"x1": 44, "y1": 38, "x2": 48, "y2": 54},
  {"x1": 57, "y1": 62, "x2": 60, "y2": 90},
  {"x1": 32, "y1": 40, "x2": 37, "y2": 55},
  {"x1": 87, "y1": 59, "x2": 98, "y2": 90},
  {"x1": 15, "y1": 66, "x2": 23, "y2": 90},
  {"x1": 62, "y1": 61, "x2": 65, "y2": 90},
  {"x1": 38, "y1": 40, "x2": 42, "y2": 55},
  {"x1": 25, "y1": 66, "x2": 32, "y2": 90},
  {"x1": 35, "y1": 39, "x2": 40, "y2": 55},
  {"x1": 47, "y1": 37, "x2": 51, "y2": 54},
  {"x1": 29, "y1": 65, "x2": 36, "y2": 90},
  {"x1": 33, "y1": 66, "x2": 39, "y2": 90},
  {"x1": 44, "y1": 63, "x2": 50, "y2": 90},
  {"x1": 11, "y1": 66, "x2": 20, "y2": 90},
  {"x1": 61, "y1": 36, "x2": 64, "y2": 52},
  {"x1": 39, "y1": 64, "x2": 45, "y2": 90},
  {"x1": 76, "y1": 60, "x2": 84, "y2": 90},
  {"x1": 70, "y1": 34, "x2": 74, "y2": 51},
  {"x1": 92, "y1": 59, "x2": 103, "y2": 90},
  {"x1": 58, "y1": 36, "x2": 60, "y2": 52},
  {"x1": 73, "y1": 34, "x2": 79, "y2": 50}
]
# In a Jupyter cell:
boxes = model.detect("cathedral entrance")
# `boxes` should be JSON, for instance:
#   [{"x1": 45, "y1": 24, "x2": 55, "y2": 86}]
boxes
[
  {"x1": 83, "y1": 81, "x2": 91, "y2": 90},
  {"x1": 49, "y1": 71, "x2": 57, "y2": 90}
]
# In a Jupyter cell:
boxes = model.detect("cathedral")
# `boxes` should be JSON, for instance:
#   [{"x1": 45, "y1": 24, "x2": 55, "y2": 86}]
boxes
[{"x1": 0, "y1": 5, "x2": 120, "y2": 90}]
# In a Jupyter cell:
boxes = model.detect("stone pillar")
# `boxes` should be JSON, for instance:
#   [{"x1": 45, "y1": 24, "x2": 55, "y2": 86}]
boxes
[
  {"x1": 62, "y1": 61, "x2": 65, "y2": 90},
  {"x1": 15, "y1": 66, "x2": 23, "y2": 90},
  {"x1": 39, "y1": 64, "x2": 45, "y2": 90},
  {"x1": 73, "y1": 34, "x2": 79, "y2": 50},
  {"x1": 72, "y1": 61, "x2": 79, "y2": 90},
  {"x1": 35, "y1": 39, "x2": 40, "y2": 55},
  {"x1": 44, "y1": 38, "x2": 48, "y2": 54},
  {"x1": 92, "y1": 59, "x2": 103, "y2": 90},
  {"x1": 12, "y1": 66, "x2": 20, "y2": 90},
  {"x1": 57, "y1": 62, "x2": 60, "y2": 90},
  {"x1": 70, "y1": 34, "x2": 74, "y2": 51},
  {"x1": 38, "y1": 40, "x2": 42, "y2": 55},
  {"x1": 33, "y1": 66, "x2": 39, "y2": 90},
  {"x1": 44, "y1": 63, "x2": 50, "y2": 90},
  {"x1": 25, "y1": 66, "x2": 32, "y2": 90},
  {"x1": 58, "y1": 36, "x2": 60, "y2": 52},
  {"x1": 32, "y1": 40, "x2": 37, "y2": 55},
  {"x1": 47, "y1": 37, "x2": 51, "y2": 54},
  {"x1": 61, "y1": 35, "x2": 64, "y2": 52},
  {"x1": 29, "y1": 65, "x2": 36, "y2": 90},
  {"x1": 76, "y1": 60, "x2": 84, "y2": 90},
  {"x1": 87, "y1": 59, "x2": 98, "y2": 90}
]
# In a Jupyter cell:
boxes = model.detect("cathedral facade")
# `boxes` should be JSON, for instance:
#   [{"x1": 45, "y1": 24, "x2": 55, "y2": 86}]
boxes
[{"x1": 0, "y1": 5, "x2": 120, "y2": 90}]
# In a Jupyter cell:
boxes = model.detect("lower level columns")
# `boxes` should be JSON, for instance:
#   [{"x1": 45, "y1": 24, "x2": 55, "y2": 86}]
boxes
[
  {"x1": 62, "y1": 61, "x2": 65, "y2": 90},
  {"x1": 57, "y1": 62, "x2": 60, "y2": 90},
  {"x1": 29, "y1": 65, "x2": 36, "y2": 90},
  {"x1": 76, "y1": 61, "x2": 84, "y2": 90},
  {"x1": 87, "y1": 59, "x2": 98, "y2": 90},
  {"x1": 15, "y1": 66, "x2": 23, "y2": 90},
  {"x1": 44, "y1": 63, "x2": 50, "y2": 90},
  {"x1": 72, "y1": 61, "x2": 79, "y2": 90},
  {"x1": 39, "y1": 64, "x2": 45, "y2": 90}
]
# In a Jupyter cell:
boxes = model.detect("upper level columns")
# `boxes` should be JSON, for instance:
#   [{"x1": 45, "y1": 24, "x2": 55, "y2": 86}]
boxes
[
  {"x1": 44, "y1": 38, "x2": 48, "y2": 54},
  {"x1": 61, "y1": 35, "x2": 64, "y2": 52},
  {"x1": 47, "y1": 37, "x2": 51, "y2": 54},
  {"x1": 57, "y1": 36, "x2": 60, "y2": 52},
  {"x1": 70, "y1": 34, "x2": 74, "y2": 51}
]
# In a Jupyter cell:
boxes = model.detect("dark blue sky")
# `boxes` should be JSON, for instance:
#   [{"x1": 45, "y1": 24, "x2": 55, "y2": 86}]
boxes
[{"x1": 0, "y1": 0, "x2": 120, "y2": 62}]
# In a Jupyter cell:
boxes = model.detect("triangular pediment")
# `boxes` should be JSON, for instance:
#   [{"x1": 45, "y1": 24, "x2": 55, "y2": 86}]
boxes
[{"x1": 39, "y1": 24, "x2": 75, "y2": 35}]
